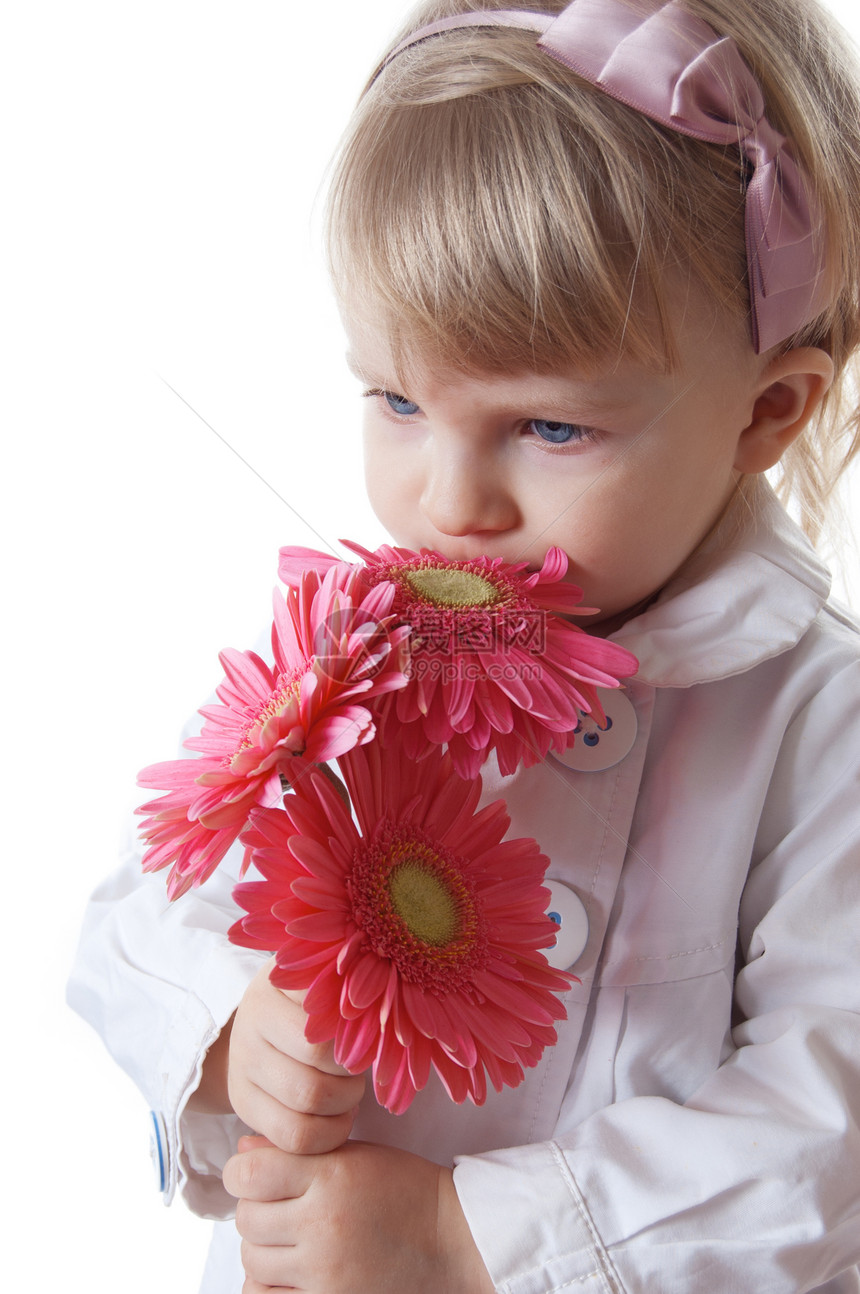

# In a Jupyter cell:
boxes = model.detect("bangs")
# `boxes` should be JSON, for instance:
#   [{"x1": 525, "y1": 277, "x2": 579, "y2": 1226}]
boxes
[{"x1": 325, "y1": 33, "x2": 749, "y2": 379}]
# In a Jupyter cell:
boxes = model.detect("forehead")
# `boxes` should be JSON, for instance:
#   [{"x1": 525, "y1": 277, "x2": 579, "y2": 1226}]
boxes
[
  {"x1": 340, "y1": 283, "x2": 758, "y2": 412},
  {"x1": 341, "y1": 297, "x2": 612, "y2": 392},
  {"x1": 335, "y1": 238, "x2": 757, "y2": 387},
  {"x1": 345, "y1": 344, "x2": 642, "y2": 422}
]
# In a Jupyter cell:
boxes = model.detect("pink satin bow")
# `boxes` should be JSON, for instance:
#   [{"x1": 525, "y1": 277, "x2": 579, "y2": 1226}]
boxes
[{"x1": 382, "y1": 0, "x2": 830, "y2": 353}]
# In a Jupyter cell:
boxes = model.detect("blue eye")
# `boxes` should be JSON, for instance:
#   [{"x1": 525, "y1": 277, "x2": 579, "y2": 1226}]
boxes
[
  {"x1": 384, "y1": 391, "x2": 421, "y2": 417},
  {"x1": 530, "y1": 419, "x2": 582, "y2": 444}
]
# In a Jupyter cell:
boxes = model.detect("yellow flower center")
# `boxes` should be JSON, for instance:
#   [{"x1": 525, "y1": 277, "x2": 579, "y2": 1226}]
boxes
[
  {"x1": 257, "y1": 680, "x2": 301, "y2": 728},
  {"x1": 233, "y1": 673, "x2": 303, "y2": 761},
  {"x1": 388, "y1": 859, "x2": 460, "y2": 946},
  {"x1": 350, "y1": 822, "x2": 489, "y2": 989},
  {"x1": 404, "y1": 566, "x2": 501, "y2": 608}
]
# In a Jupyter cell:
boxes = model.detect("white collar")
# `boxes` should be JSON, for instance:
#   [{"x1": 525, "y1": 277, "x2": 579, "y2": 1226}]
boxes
[{"x1": 611, "y1": 484, "x2": 832, "y2": 687}]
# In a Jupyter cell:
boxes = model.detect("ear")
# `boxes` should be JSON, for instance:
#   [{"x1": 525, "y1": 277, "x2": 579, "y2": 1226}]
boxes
[{"x1": 734, "y1": 347, "x2": 835, "y2": 474}]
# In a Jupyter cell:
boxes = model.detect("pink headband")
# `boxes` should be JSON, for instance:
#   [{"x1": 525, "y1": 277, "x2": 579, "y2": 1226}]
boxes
[{"x1": 380, "y1": 0, "x2": 830, "y2": 353}]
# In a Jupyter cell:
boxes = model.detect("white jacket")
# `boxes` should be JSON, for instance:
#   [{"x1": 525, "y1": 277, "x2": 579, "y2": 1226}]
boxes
[{"x1": 68, "y1": 486, "x2": 860, "y2": 1293}]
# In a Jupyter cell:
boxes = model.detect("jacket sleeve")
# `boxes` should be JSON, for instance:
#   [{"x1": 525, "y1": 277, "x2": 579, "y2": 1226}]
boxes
[
  {"x1": 453, "y1": 659, "x2": 860, "y2": 1293},
  {"x1": 67, "y1": 797, "x2": 267, "y2": 1219}
]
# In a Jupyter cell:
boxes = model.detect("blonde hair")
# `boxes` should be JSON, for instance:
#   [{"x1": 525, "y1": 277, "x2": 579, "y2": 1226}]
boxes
[{"x1": 325, "y1": 0, "x2": 860, "y2": 540}]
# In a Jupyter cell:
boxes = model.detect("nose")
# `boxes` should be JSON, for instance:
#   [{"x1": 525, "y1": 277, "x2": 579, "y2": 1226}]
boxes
[{"x1": 419, "y1": 440, "x2": 520, "y2": 539}]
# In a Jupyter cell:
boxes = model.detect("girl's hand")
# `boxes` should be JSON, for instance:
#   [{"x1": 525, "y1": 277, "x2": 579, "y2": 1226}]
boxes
[
  {"x1": 223, "y1": 1135, "x2": 495, "y2": 1294},
  {"x1": 226, "y1": 958, "x2": 366, "y2": 1155}
]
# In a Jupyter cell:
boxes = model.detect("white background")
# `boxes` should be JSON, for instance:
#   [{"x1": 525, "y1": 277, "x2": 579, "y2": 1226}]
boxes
[{"x1": 3, "y1": 2, "x2": 858, "y2": 1289}]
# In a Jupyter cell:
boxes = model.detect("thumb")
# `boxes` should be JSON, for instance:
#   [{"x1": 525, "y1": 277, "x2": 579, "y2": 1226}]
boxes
[{"x1": 237, "y1": 1134, "x2": 276, "y2": 1153}]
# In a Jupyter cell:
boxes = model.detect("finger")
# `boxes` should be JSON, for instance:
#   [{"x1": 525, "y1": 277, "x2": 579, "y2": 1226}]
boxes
[
  {"x1": 243, "y1": 1281, "x2": 298, "y2": 1294},
  {"x1": 241, "y1": 1240, "x2": 302, "y2": 1291},
  {"x1": 238, "y1": 1134, "x2": 274, "y2": 1152},
  {"x1": 263, "y1": 994, "x2": 352, "y2": 1079},
  {"x1": 258, "y1": 1037, "x2": 366, "y2": 1115},
  {"x1": 244, "y1": 967, "x2": 325, "y2": 1061},
  {"x1": 229, "y1": 1037, "x2": 365, "y2": 1133},
  {"x1": 235, "y1": 1196, "x2": 300, "y2": 1247},
  {"x1": 223, "y1": 1145, "x2": 316, "y2": 1202},
  {"x1": 232, "y1": 964, "x2": 362, "y2": 1118},
  {"x1": 234, "y1": 1079, "x2": 361, "y2": 1155}
]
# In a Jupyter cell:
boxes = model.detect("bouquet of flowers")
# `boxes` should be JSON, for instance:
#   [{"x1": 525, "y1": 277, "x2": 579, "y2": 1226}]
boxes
[{"x1": 137, "y1": 541, "x2": 638, "y2": 1112}]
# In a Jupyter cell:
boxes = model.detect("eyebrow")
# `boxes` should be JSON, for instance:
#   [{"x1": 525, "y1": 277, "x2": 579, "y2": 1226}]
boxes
[
  {"x1": 498, "y1": 380, "x2": 637, "y2": 422},
  {"x1": 344, "y1": 351, "x2": 645, "y2": 418},
  {"x1": 345, "y1": 351, "x2": 396, "y2": 387},
  {"x1": 344, "y1": 351, "x2": 363, "y2": 379}
]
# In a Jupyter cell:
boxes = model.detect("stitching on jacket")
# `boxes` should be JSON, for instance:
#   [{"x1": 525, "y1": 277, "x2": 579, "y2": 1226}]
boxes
[
  {"x1": 526, "y1": 1005, "x2": 560, "y2": 1144},
  {"x1": 632, "y1": 937, "x2": 731, "y2": 963},
  {"x1": 598, "y1": 936, "x2": 734, "y2": 976},
  {"x1": 510, "y1": 1254, "x2": 611, "y2": 1291},
  {"x1": 588, "y1": 765, "x2": 621, "y2": 905},
  {"x1": 541, "y1": 1272, "x2": 606, "y2": 1291},
  {"x1": 549, "y1": 1141, "x2": 625, "y2": 1293}
]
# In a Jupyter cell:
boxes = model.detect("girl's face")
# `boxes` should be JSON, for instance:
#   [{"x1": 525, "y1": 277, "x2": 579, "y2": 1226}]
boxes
[{"x1": 343, "y1": 299, "x2": 767, "y2": 629}]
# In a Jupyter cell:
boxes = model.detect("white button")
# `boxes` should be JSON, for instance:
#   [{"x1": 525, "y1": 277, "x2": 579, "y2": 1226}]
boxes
[
  {"x1": 149, "y1": 1110, "x2": 169, "y2": 1193},
  {"x1": 551, "y1": 688, "x2": 637, "y2": 772},
  {"x1": 544, "y1": 880, "x2": 589, "y2": 969}
]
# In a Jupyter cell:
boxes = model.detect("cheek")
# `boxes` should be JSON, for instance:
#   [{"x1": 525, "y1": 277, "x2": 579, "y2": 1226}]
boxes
[
  {"x1": 361, "y1": 424, "x2": 388, "y2": 510},
  {"x1": 362, "y1": 429, "x2": 414, "y2": 535},
  {"x1": 582, "y1": 422, "x2": 737, "y2": 541},
  {"x1": 546, "y1": 450, "x2": 728, "y2": 605}
]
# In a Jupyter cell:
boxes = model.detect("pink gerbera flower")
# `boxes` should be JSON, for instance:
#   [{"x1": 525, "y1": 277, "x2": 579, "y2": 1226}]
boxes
[
  {"x1": 279, "y1": 541, "x2": 638, "y2": 778},
  {"x1": 230, "y1": 735, "x2": 574, "y2": 1114},
  {"x1": 137, "y1": 563, "x2": 410, "y2": 898}
]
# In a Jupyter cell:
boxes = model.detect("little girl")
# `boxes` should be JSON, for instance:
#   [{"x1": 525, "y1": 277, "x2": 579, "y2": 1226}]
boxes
[{"x1": 69, "y1": 0, "x2": 860, "y2": 1290}]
